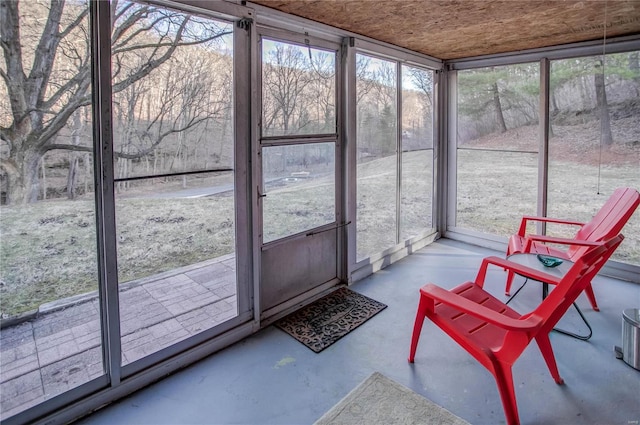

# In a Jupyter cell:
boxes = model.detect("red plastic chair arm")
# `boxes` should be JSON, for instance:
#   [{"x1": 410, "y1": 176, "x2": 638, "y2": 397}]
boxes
[
  {"x1": 523, "y1": 235, "x2": 605, "y2": 251},
  {"x1": 475, "y1": 256, "x2": 562, "y2": 288},
  {"x1": 517, "y1": 215, "x2": 585, "y2": 236},
  {"x1": 420, "y1": 283, "x2": 542, "y2": 332}
]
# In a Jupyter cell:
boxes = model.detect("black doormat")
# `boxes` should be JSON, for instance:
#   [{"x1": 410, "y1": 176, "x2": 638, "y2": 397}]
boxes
[{"x1": 275, "y1": 287, "x2": 387, "y2": 353}]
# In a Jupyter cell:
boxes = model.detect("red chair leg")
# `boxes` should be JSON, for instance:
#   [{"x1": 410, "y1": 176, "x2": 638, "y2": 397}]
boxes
[
  {"x1": 408, "y1": 296, "x2": 428, "y2": 363},
  {"x1": 504, "y1": 245, "x2": 514, "y2": 296},
  {"x1": 535, "y1": 333, "x2": 564, "y2": 385},
  {"x1": 505, "y1": 270, "x2": 515, "y2": 296},
  {"x1": 493, "y1": 362, "x2": 520, "y2": 425},
  {"x1": 583, "y1": 283, "x2": 599, "y2": 311}
]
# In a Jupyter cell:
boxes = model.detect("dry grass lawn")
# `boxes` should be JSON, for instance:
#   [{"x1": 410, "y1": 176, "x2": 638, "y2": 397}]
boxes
[{"x1": 1, "y1": 126, "x2": 638, "y2": 317}]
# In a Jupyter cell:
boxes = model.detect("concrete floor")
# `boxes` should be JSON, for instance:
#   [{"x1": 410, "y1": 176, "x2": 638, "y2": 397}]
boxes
[{"x1": 78, "y1": 239, "x2": 640, "y2": 425}]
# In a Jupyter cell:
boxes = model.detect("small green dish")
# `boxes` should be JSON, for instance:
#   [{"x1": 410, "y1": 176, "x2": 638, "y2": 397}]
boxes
[{"x1": 537, "y1": 254, "x2": 563, "y2": 268}]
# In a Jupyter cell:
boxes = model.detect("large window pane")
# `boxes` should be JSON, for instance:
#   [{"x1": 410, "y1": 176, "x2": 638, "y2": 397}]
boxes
[
  {"x1": 262, "y1": 143, "x2": 336, "y2": 243},
  {"x1": 110, "y1": 3, "x2": 237, "y2": 366},
  {"x1": 456, "y1": 63, "x2": 540, "y2": 236},
  {"x1": 1, "y1": 0, "x2": 103, "y2": 417},
  {"x1": 401, "y1": 65, "x2": 434, "y2": 239},
  {"x1": 115, "y1": 173, "x2": 237, "y2": 365},
  {"x1": 548, "y1": 52, "x2": 640, "y2": 266},
  {"x1": 262, "y1": 39, "x2": 336, "y2": 136},
  {"x1": 356, "y1": 55, "x2": 398, "y2": 260},
  {"x1": 112, "y1": 5, "x2": 233, "y2": 179}
]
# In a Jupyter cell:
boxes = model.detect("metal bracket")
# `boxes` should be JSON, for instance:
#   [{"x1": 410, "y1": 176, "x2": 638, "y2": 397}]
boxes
[
  {"x1": 615, "y1": 345, "x2": 623, "y2": 359},
  {"x1": 237, "y1": 18, "x2": 252, "y2": 31}
]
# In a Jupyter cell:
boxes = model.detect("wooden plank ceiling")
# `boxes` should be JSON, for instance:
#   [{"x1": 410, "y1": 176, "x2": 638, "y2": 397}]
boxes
[{"x1": 249, "y1": 0, "x2": 640, "y2": 60}]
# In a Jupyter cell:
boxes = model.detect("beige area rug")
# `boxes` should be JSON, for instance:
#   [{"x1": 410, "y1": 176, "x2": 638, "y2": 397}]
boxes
[{"x1": 314, "y1": 372, "x2": 471, "y2": 425}]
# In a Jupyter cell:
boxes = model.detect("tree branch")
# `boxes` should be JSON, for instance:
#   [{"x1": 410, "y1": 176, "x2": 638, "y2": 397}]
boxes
[
  {"x1": 0, "y1": 67, "x2": 8, "y2": 85},
  {"x1": 1, "y1": 0, "x2": 28, "y2": 121},
  {"x1": 27, "y1": 0, "x2": 65, "y2": 110},
  {"x1": 39, "y1": 79, "x2": 92, "y2": 147},
  {"x1": 112, "y1": 30, "x2": 231, "y2": 55},
  {"x1": 59, "y1": 6, "x2": 88, "y2": 39},
  {"x1": 41, "y1": 66, "x2": 91, "y2": 111},
  {"x1": 0, "y1": 157, "x2": 20, "y2": 176},
  {"x1": 111, "y1": 16, "x2": 189, "y2": 94},
  {"x1": 112, "y1": 14, "x2": 165, "y2": 52},
  {"x1": 111, "y1": 5, "x2": 152, "y2": 47},
  {"x1": 44, "y1": 143, "x2": 93, "y2": 153}
]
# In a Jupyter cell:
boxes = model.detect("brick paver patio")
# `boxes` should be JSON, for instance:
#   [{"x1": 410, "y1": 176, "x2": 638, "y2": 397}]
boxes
[{"x1": 0, "y1": 256, "x2": 238, "y2": 419}]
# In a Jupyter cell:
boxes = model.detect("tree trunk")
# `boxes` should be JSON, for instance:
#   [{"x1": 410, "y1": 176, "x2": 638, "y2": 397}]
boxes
[
  {"x1": 5, "y1": 149, "x2": 42, "y2": 204},
  {"x1": 41, "y1": 158, "x2": 47, "y2": 200},
  {"x1": 67, "y1": 110, "x2": 83, "y2": 199},
  {"x1": 153, "y1": 149, "x2": 158, "y2": 174},
  {"x1": 594, "y1": 60, "x2": 613, "y2": 147},
  {"x1": 579, "y1": 76, "x2": 590, "y2": 121},
  {"x1": 492, "y1": 81, "x2": 507, "y2": 133},
  {"x1": 84, "y1": 153, "x2": 91, "y2": 195},
  {"x1": 218, "y1": 111, "x2": 229, "y2": 164},
  {"x1": 630, "y1": 52, "x2": 640, "y2": 96},
  {"x1": 550, "y1": 91, "x2": 559, "y2": 116},
  {"x1": 67, "y1": 156, "x2": 79, "y2": 199}
]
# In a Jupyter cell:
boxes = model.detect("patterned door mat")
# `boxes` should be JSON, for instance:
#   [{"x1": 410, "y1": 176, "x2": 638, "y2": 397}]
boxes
[{"x1": 275, "y1": 287, "x2": 387, "y2": 353}]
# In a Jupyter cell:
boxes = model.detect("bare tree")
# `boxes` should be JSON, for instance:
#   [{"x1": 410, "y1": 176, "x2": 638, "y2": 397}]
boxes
[
  {"x1": 307, "y1": 49, "x2": 336, "y2": 133},
  {"x1": 407, "y1": 67, "x2": 433, "y2": 108},
  {"x1": 372, "y1": 62, "x2": 397, "y2": 154},
  {"x1": 406, "y1": 66, "x2": 434, "y2": 145},
  {"x1": 355, "y1": 55, "x2": 397, "y2": 156},
  {"x1": 262, "y1": 42, "x2": 312, "y2": 135},
  {"x1": 66, "y1": 108, "x2": 86, "y2": 199},
  {"x1": 355, "y1": 54, "x2": 376, "y2": 104},
  {"x1": 490, "y1": 77, "x2": 508, "y2": 133},
  {"x1": 594, "y1": 59, "x2": 613, "y2": 146},
  {"x1": 0, "y1": 0, "x2": 231, "y2": 204}
]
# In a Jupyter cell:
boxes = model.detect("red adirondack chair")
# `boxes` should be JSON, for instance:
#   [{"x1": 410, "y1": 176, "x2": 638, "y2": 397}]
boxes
[
  {"x1": 505, "y1": 187, "x2": 640, "y2": 310},
  {"x1": 408, "y1": 235, "x2": 623, "y2": 425}
]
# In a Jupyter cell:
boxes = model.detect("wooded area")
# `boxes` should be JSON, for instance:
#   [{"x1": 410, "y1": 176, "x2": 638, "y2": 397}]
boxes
[
  {"x1": 0, "y1": 0, "x2": 233, "y2": 204},
  {"x1": 457, "y1": 55, "x2": 640, "y2": 146},
  {"x1": 0, "y1": 1, "x2": 437, "y2": 203}
]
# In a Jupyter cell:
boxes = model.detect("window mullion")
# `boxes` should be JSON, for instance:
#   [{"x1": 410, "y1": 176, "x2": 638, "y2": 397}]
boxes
[{"x1": 91, "y1": 0, "x2": 122, "y2": 387}]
